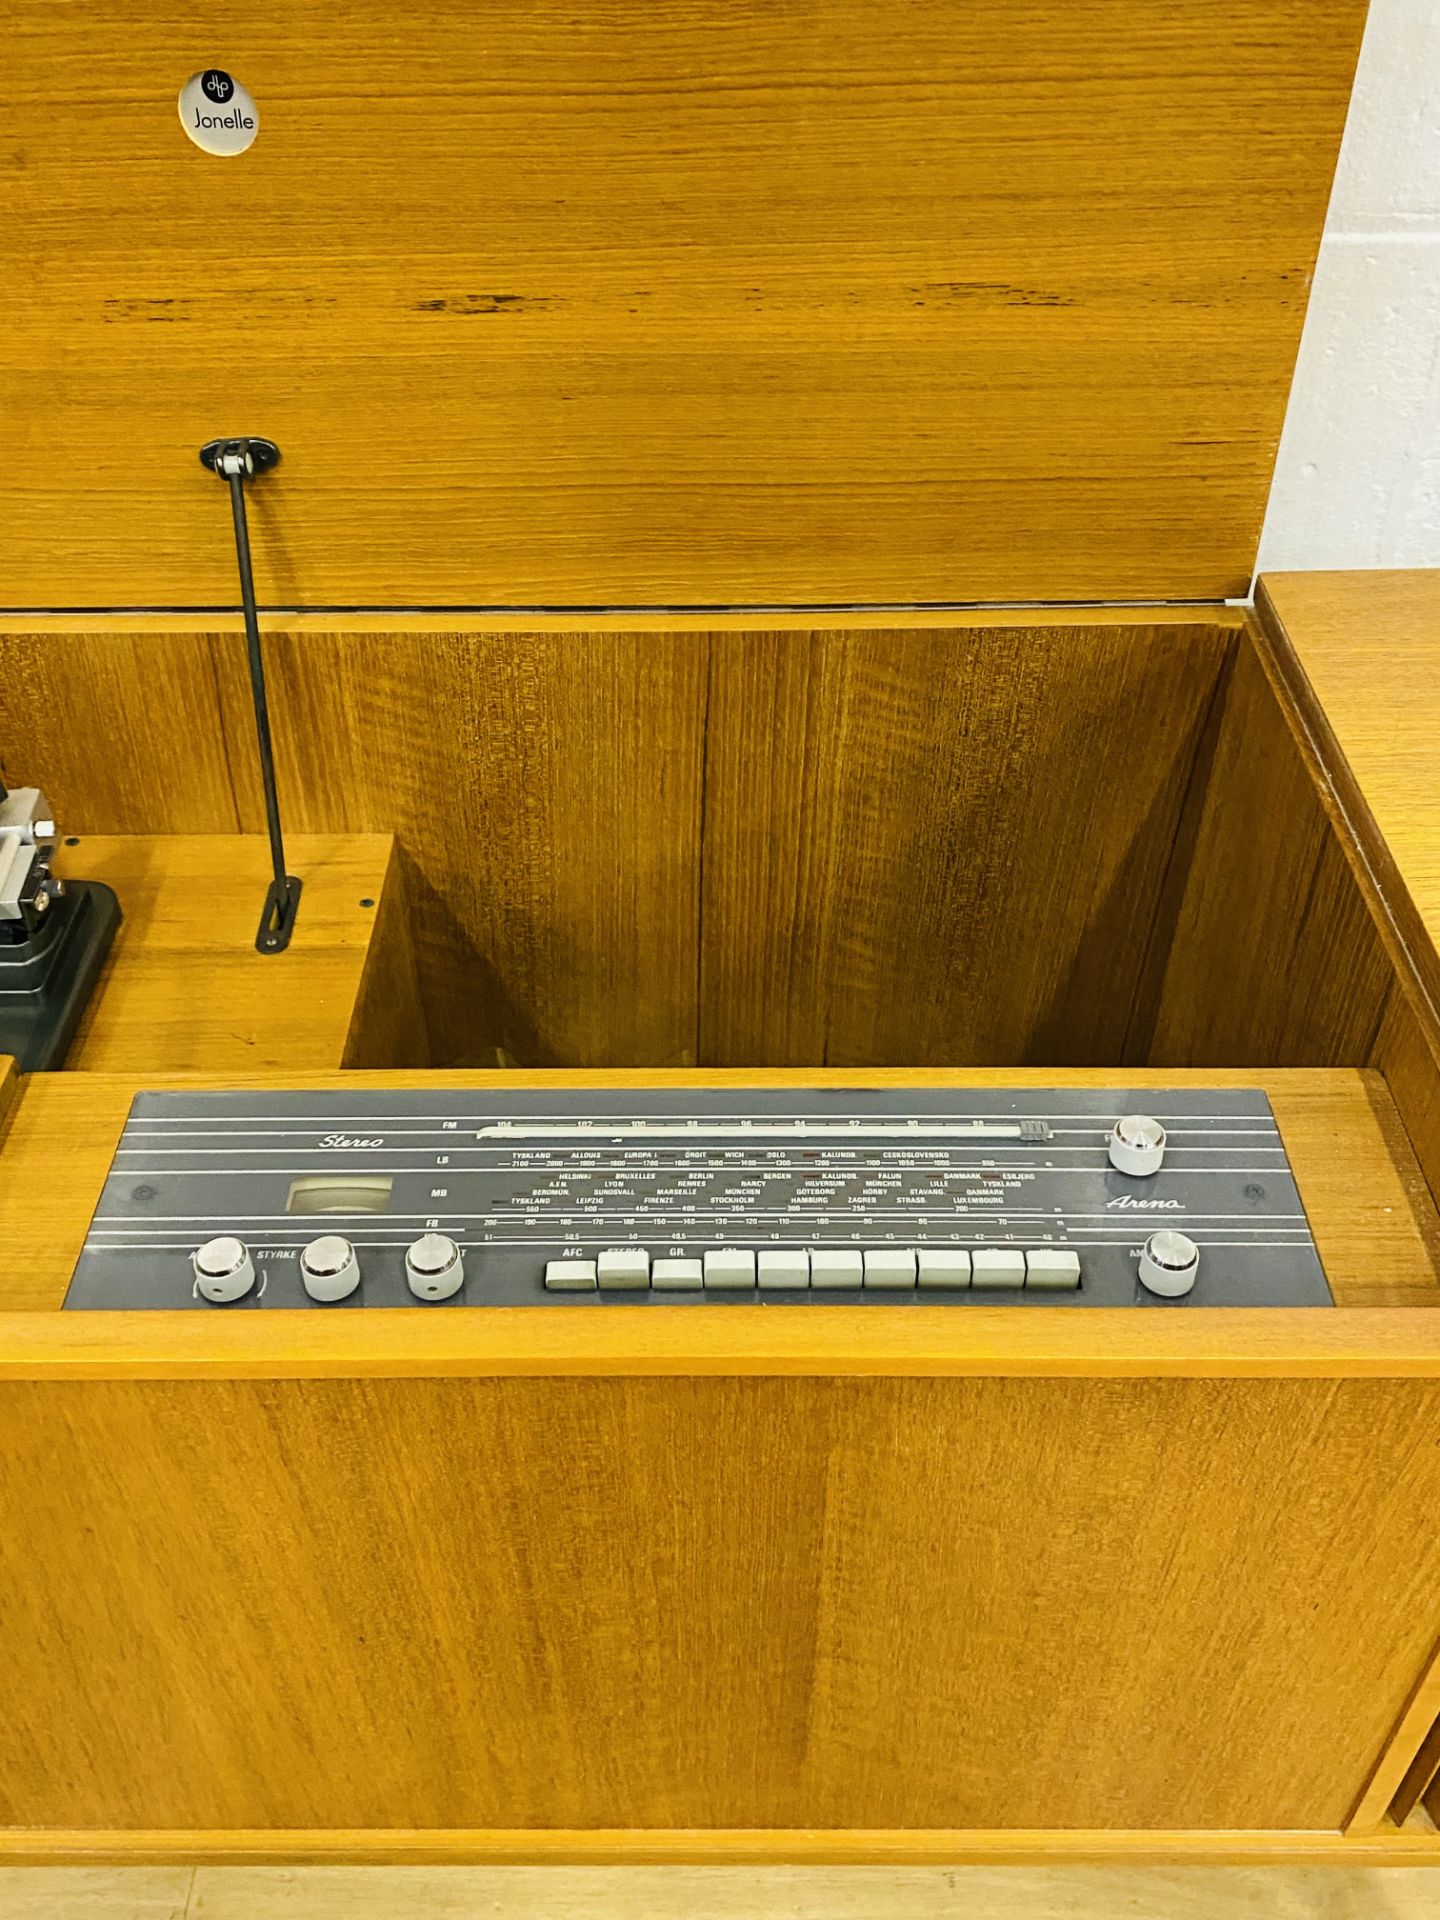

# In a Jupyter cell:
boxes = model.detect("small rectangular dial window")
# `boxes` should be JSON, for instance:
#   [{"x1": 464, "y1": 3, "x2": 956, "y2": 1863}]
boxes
[{"x1": 286, "y1": 1175, "x2": 394, "y2": 1215}]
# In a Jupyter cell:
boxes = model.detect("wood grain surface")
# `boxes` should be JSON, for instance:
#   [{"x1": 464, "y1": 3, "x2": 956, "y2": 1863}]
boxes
[
  {"x1": 12, "y1": 1827, "x2": 1440, "y2": 1867},
  {"x1": 0, "y1": 1066, "x2": 1435, "y2": 1331},
  {"x1": 1258, "y1": 572, "x2": 1440, "y2": 1028},
  {"x1": 0, "y1": 629, "x2": 240, "y2": 831},
  {"x1": 1371, "y1": 988, "x2": 1440, "y2": 1238},
  {"x1": 1349, "y1": 1629, "x2": 1440, "y2": 1831},
  {"x1": 3, "y1": 1365, "x2": 1440, "y2": 1833},
  {"x1": 1259, "y1": 574, "x2": 1440, "y2": 934},
  {"x1": 0, "y1": 615, "x2": 1236, "y2": 1067},
  {"x1": 210, "y1": 626, "x2": 710, "y2": 1068},
  {"x1": 1143, "y1": 637, "x2": 1395, "y2": 1067},
  {"x1": 1, "y1": 3, "x2": 1365, "y2": 607},
  {"x1": 341, "y1": 843, "x2": 431, "y2": 1069},
  {"x1": 1244, "y1": 575, "x2": 1440, "y2": 1218},
  {"x1": 48, "y1": 835, "x2": 412, "y2": 1073},
  {"x1": 1384, "y1": 1654, "x2": 1440, "y2": 1827},
  {"x1": 698, "y1": 624, "x2": 1227, "y2": 1065}
]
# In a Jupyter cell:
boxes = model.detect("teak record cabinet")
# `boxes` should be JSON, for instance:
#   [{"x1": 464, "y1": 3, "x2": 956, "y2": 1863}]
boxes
[{"x1": 8, "y1": 0, "x2": 1440, "y2": 1869}]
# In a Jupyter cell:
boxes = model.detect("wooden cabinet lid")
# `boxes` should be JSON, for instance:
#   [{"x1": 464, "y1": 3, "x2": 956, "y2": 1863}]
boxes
[{"x1": 3, "y1": 1, "x2": 1369, "y2": 610}]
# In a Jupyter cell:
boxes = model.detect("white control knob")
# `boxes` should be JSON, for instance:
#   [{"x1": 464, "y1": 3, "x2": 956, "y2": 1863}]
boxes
[
  {"x1": 1139, "y1": 1229, "x2": 1199, "y2": 1298},
  {"x1": 1109, "y1": 1114, "x2": 1167, "y2": 1178},
  {"x1": 193, "y1": 1235, "x2": 255, "y2": 1303},
  {"x1": 300, "y1": 1233, "x2": 361, "y2": 1303},
  {"x1": 406, "y1": 1232, "x2": 464, "y2": 1300}
]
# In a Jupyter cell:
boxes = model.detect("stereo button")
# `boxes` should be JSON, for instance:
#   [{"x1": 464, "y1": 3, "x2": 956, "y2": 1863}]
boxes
[{"x1": 597, "y1": 1248, "x2": 650, "y2": 1290}]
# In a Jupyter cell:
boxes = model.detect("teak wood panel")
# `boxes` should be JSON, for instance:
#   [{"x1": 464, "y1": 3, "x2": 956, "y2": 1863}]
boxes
[
  {"x1": 0, "y1": 623, "x2": 710, "y2": 1066},
  {"x1": 2, "y1": 1, "x2": 1367, "y2": 607},
  {"x1": 1251, "y1": 575, "x2": 1440, "y2": 1212},
  {"x1": 2, "y1": 1369, "x2": 1440, "y2": 1833},
  {"x1": 213, "y1": 627, "x2": 711, "y2": 1069},
  {"x1": 12, "y1": 1827, "x2": 1440, "y2": 1865},
  {"x1": 0, "y1": 629, "x2": 239, "y2": 832},
  {"x1": 1258, "y1": 572, "x2": 1440, "y2": 1003},
  {"x1": 342, "y1": 843, "x2": 433, "y2": 1070},
  {"x1": 1371, "y1": 989, "x2": 1440, "y2": 1221},
  {"x1": 47, "y1": 834, "x2": 418, "y2": 1074},
  {"x1": 1144, "y1": 638, "x2": 1396, "y2": 1069},
  {"x1": 698, "y1": 624, "x2": 1227, "y2": 1065},
  {"x1": 0, "y1": 617, "x2": 1234, "y2": 1068},
  {"x1": 1373, "y1": 1636, "x2": 1440, "y2": 1827},
  {"x1": 1253, "y1": 577, "x2": 1440, "y2": 1008}
]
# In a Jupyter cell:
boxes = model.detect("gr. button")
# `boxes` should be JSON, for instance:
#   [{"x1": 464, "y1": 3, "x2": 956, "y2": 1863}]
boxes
[{"x1": 652, "y1": 1257, "x2": 704, "y2": 1291}]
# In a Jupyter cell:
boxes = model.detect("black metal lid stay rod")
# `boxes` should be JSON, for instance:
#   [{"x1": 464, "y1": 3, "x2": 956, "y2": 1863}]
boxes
[{"x1": 199, "y1": 435, "x2": 301, "y2": 954}]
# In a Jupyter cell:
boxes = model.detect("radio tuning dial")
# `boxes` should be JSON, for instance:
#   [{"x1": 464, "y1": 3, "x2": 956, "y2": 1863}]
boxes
[
  {"x1": 192, "y1": 1235, "x2": 255, "y2": 1303},
  {"x1": 405, "y1": 1232, "x2": 465, "y2": 1300},
  {"x1": 300, "y1": 1233, "x2": 361, "y2": 1302},
  {"x1": 1109, "y1": 1114, "x2": 1167, "y2": 1177}
]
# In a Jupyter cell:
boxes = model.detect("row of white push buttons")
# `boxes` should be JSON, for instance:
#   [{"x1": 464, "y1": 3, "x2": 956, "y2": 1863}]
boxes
[{"x1": 545, "y1": 1246, "x2": 1081, "y2": 1292}]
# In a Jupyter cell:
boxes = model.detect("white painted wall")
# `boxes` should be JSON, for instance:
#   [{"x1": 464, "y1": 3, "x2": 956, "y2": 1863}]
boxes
[{"x1": 1258, "y1": 0, "x2": 1440, "y2": 575}]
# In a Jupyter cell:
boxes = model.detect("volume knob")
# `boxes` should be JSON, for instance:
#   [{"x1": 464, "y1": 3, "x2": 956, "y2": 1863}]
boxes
[
  {"x1": 1139, "y1": 1229, "x2": 1199, "y2": 1298},
  {"x1": 193, "y1": 1235, "x2": 255, "y2": 1303},
  {"x1": 1109, "y1": 1114, "x2": 1167, "y2": 1178},
  {"x1": 406, "y1": 1232, "x2": 464, "y2": 1300},
  {"x1": 300, "y1": 1233, "x2": 361, "y2": 1302}
]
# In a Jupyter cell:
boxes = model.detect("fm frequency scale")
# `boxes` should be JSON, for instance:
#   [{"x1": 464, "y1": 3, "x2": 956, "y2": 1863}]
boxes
[{"x1": 64, "y1": 1085, "x2": 1332, "y2": 1310}]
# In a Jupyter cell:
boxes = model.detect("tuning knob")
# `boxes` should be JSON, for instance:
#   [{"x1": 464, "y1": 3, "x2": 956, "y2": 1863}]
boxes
[
  {"x1": 406, "y1": 1232, "x2": 464, "y2": 1300},
  {"x1": 1109, "y1": 1114, "x2": 1167, "y2": 1177},
  {"x1": 1139, "y1": 1229, "x2": 1199, "y2": 1298},
  {"x1": 300, "y1": 1233, "x2": 361, "y2": 1302},
  {"x1": 193, "y1": 1234, "x2": 255, "y2": 1303}
]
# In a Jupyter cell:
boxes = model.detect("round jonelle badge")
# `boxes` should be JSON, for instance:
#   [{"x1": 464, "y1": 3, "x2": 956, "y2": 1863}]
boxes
[{"x1": 178, "y1": 69, "x2": 259, "y2": 155}]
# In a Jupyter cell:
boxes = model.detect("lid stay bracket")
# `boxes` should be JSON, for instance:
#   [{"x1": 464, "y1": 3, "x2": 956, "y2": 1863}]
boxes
[{"x1": 199, "y1": 435, "x2": 301, "y2": 955}]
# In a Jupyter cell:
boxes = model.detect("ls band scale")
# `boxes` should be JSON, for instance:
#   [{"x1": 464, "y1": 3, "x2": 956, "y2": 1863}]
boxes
[{"x1": 64, "y1": 1087, "x2": 1332, "y2": 1310}]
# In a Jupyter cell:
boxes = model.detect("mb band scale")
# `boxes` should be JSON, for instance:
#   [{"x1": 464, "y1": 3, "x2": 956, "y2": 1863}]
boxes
[{"x1": 65, "y1": 1087, "x2": 1332, "y2": 1310}]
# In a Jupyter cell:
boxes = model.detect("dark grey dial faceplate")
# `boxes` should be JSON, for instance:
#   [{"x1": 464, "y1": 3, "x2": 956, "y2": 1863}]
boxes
[{"x1": 63, "y1": 1086, "x2": 1333, "y2": 1310}]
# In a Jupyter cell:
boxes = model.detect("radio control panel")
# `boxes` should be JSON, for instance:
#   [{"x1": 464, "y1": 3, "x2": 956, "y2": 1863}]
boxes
[{"x1": 63, "y1": 1087, "x2": 1333, "y2": 1310}]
